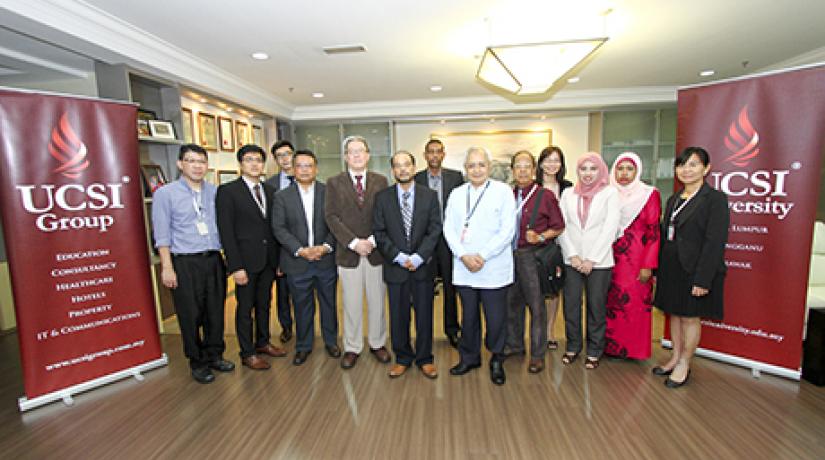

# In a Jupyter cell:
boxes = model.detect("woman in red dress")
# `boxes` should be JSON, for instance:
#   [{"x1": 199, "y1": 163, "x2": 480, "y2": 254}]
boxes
[{"x1": 604, "y1": 152, "x2": 661, "y2": 360}]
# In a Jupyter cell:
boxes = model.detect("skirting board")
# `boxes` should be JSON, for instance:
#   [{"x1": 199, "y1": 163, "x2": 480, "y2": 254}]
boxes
[
  {"x1": 660, "y1": 340, "x2": 800, "y2": 381},
  {"x1": 18, "y1": 354, "x2": 168, "y2": 412}
]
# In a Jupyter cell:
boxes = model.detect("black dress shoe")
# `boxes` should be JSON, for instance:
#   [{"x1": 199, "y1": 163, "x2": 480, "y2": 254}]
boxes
[
  {"x1": 490, "y1": 360, "x2": 506, "y2": 385},
  {"x1": 325, "y1": 344, "x2": 342, "y2": 358},
  {"x1": 665, "y1": 370, "x2": 691, "y2": 388},
  {"x1": 447, "y1": 332, "x2": 460, "y2": 348},
  {"x1": 280, "y1": 329, "x2": 293, "y2": 343},
  {"x1": 651, "y1": 366, "x2": 673, "y2": 376},
  {"x1": 191, "y1": 367, "x2": 215, "y2": 384},
  {"x1": 293, "y1": 351, "x2": 311, "y2": 366},
  {"x1": 449, "y1": 361, "x2": 481, "y2": 376},
  {"x1": 208, "y1": 359, "x2": 235, "y2": 373}
]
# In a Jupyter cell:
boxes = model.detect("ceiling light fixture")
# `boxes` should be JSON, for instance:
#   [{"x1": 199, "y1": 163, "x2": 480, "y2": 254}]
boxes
[
  {"x1": 312, "y1": 92, "x2": 325, "y2": 98},
  {"x1": 477, "y1": 37, "x2": 607, "y2": 95},
  {"x1": 699, "y1": 69, "x2": 715, "y2": 77},
  {"x1": 567, "y1": 76, "x2": 581, "y2": 83},
  {"x1": 251, "y1": 52, "x2": 269, "y2": 60},
  {"x1": 430, "y1": 85, "x2": 443, "y2": 92}
]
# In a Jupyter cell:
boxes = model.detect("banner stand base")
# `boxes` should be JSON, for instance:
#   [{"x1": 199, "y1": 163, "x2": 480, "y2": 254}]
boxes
[
  {"x1": 660, "y1": 340, "x2": 800, "y2": 381},
  {"x1": 17, "y1": 354, "x2": 168, "y2": 412}
]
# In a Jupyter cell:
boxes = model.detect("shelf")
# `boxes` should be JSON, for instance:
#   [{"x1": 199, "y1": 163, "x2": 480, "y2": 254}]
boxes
[{"x1": 139, "y1": 135, "x2": 183, "y2": 145}]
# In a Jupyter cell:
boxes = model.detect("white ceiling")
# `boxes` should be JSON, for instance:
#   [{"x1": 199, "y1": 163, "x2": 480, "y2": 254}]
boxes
[{"x1": 2, "y1": 0, "x2": 825, "y2": 118}]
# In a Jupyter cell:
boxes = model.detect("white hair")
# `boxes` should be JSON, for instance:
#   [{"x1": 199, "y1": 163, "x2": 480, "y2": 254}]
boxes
[{"x1": 463, "y1": 146, "x2": 492, "y2": 165}]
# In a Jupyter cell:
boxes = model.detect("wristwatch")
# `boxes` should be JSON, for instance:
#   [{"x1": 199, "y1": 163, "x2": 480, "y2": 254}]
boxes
[{"x1": 537, "y1": 234, "x2": 546, "y2": 243}]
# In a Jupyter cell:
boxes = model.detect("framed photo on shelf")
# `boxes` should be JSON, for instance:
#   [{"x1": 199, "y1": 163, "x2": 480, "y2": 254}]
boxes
[
  {"x1": 235, "y1": 121, "x2": 250, "y2": 147},
  {"x1": 252, "y1": 125, "x2": 263, "y2": 146},
  {"x1": 140, "y1": 164, "x2": 167, "y2": 196},
  {"x1": 217, "y1": 169, "x2": 238, "y2": 185},
  {"x1": 218, "y1": 116, "x2": 235, "y2": 151},
  {"x1": 198, "y1": 112, "x2": 218, "y2": 151},
  {"x1": 181, "y1": 108, "x2": 195, "y2": 144},
  {"x1": 137, "y1": 109, "x2": 157, "y2": 121},
  {"x1": 137, "y1": 119, "x2": 151, "y2": 137},
  {"x1": 148, "y1": 120, "x2": 177, "y2": 140}
]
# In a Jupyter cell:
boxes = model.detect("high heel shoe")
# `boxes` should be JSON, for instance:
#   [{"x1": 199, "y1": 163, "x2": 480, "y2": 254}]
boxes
[
  {"x1": 651, "y1": 366, "x2": 674, "y2": 376},
  {"x1": 664, "y1": 369, "x2": 691, "y2": 388}
]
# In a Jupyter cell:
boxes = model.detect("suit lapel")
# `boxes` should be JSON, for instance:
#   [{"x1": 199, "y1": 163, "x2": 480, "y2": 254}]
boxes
[{"x1": 674, "y1": 183, "x2": 710, "y2": 227}]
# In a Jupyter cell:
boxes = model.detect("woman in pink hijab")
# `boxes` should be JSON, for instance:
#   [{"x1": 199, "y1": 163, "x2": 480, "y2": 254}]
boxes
[
  {"x1": 557, "y1": 152, "x2": 620, "y2": 369},
  {"x1": 605, "y1": 152, "x2": 661, "y2": 360}
]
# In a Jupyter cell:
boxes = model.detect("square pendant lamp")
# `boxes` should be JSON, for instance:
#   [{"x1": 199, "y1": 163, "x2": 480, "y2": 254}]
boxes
[{"x1": 476, "y1": 37, "x2": 607, "y2": 95}]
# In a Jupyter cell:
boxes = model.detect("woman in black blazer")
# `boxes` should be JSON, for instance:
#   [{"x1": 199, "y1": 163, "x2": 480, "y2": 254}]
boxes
[{"x1": 653, "y1": 147, "x2": 730, "y2": 388}]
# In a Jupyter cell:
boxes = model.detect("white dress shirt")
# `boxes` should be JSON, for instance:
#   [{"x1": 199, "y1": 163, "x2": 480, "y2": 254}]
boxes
[
  {"x1": 298, "y1": 182, "x2": 315, "y2": 246},
  {"x1": 241, "y1": 175, "x2": 265, "y2": 215},
  {"x1": 443, "y1": 179, "x2": 516, "y2": 288}
]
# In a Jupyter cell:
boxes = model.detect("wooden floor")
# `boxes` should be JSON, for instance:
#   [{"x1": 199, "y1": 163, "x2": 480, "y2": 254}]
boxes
[{"x1": 1, "y1": 326, "x2": 824, "y2": 459}]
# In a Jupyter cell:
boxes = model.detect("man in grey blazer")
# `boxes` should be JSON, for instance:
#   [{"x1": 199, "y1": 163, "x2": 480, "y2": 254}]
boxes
[
  {"x1": 264, "y1": 140, "x2": 296, "y2": 344},
  {"x1": 374, "y1": 151, "x2": 442, "y2": 379},
  {"x1": 414, "y1": 139, "x2": 465, "y2": 347},
  {"x1": 271, "y1": 150, "x2": 340, "y2": 365},
  {"x1": 325, "y1": 135, "x2": 390, "y2": 369}
]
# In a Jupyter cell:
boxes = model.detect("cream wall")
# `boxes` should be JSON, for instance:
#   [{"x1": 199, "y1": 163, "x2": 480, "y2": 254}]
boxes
[{"x1": 394, "y1": 115, "x2": 590, "y2": 178}]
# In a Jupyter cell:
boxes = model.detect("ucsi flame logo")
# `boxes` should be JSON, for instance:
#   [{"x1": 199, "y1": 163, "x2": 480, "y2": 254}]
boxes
[
  {"x1": 723, "y1": 106, "x2": 760, "y2": 167},
  {"x1": 48, "y1": 113, "x2": 89, "y2": 179}
]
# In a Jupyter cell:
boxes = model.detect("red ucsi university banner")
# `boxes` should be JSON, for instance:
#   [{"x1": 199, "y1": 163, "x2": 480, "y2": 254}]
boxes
[
  {"x1": 0, "y1": 88, "x2": 163, "y2": 405},
  {"x1": 676, "y1": 65, "x2": 825, "y2": 376}
]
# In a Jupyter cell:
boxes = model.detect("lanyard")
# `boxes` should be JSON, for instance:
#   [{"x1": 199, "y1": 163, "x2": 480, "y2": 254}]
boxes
[
  {"x1": 670, "y1": 188, "x2": 699, "y2": 224},
  {"x1": 192, "y1": 190, "x2": 204, "y2": 221},
  {"x1": 515, "y1": 184, "x2": 539, "y2": 213},
  {"x1": 464, "y1": 181, "x2": 491, "y2": 228}
]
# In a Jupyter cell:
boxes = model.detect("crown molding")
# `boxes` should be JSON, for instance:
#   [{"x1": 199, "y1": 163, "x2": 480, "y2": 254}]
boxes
[
  {"x1": 0, "y1": 0, "x2": 294, "y2": 117},
  {"x1": 291, "y1": 86, "x2": 678, "y2": 121},
  {"x1": 756, "y1": 45, "x2": 825, "y2": 73}
]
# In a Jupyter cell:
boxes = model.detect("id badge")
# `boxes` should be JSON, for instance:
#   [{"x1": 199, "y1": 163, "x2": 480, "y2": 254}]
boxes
[
  {"x1": 460, "y1": 227, "x2": 469, "y2": 243},
  {"x1": 667, "y1": 224, "x2": 675, "y2": 241},
  {"x1": 196, "y1": 221, "x2": 209, "y2": 235}
]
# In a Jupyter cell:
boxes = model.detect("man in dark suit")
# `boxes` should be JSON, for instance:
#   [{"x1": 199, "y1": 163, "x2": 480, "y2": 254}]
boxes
[
  {"x1": 271, "y1": 150, "x2": 341, "y2": 366},
  {"x1": 374, "y1": 151, "x2": 442, "y2": 379},
  {"x1": 264, "y1": 140, "x2": 296, "y2": 343},
  {"x1": 325, "y1": 135, "x2": 390, "y2": 369},
  {"x1": 414, "y1": 139, "x2": 464, "y2": 347},
  {"x1": 217, "y1": 144, "x2": 287, "y2": 371}
]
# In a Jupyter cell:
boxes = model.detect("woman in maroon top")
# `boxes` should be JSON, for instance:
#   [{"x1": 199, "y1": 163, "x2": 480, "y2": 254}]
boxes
[{"x1": 504, "y1": 150, "x2": 565, "y2": 373}]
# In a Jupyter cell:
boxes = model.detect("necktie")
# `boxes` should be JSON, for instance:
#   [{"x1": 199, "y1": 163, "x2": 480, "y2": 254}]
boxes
[
  {"x1": 513, "y1": 188, "x2": 523, "y2": 249},
  {"x1": 355, "y1": 175, "x2": 365, "y2": 206},
  {"x1": 287, "y1": 175, "x2": 295, "y2": 184},
  {"x1": 402, "y1": 191, "x2": 412, "y2": 246},
  {"x1": 253, "y1": 184, "x2": 265, "y2": 215},
  {"x1": 431, "y1": 175, "x2": 443, "y2": 216}
]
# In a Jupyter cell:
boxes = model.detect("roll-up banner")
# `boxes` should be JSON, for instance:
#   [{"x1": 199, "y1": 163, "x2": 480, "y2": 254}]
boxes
[
  {"x1": 674, "y1": 64, "x2": 825, "y2": 378},
  {"x1": 0, "y1": 88, "x2": 166, "y2": 411}
]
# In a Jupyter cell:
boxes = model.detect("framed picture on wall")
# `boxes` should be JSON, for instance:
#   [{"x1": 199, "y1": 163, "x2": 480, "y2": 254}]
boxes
[
  {"x1": 137, "y1": 119, "x2": 151, "y2": 137},
  {"x1": 218, "y1": 169, "x2": 238, "y2": 185},
  {"x1": 252, "y1": 125, "x2": 263, "y2": 146},
  {"x1": 148, "y1": 120, "x2": 177, "y2": 140},
  {"x1": 137, "y1": 109, "x2": 157, "y2": 121},
  {"x1": 204, "y1": 168, "x2": 218, "y2": 185},
  {"x1": 181, "y1": 108, "x2": 194, "y2": 144},
  {"x1": 198, "y1": 112, "x2": 218, "y2": 151},
  {"x1": 236, "y1": 121, "x2": 250, "y2": 147},
  {"x1": 140, "y1": 164, "x2": 167, "y2": 197},
  {"x1": 218, "y1": 116, "x2": 235, "y2": 151},
  {"x1": 431, "y1": 129, "x2": 553, "y2": 183}
]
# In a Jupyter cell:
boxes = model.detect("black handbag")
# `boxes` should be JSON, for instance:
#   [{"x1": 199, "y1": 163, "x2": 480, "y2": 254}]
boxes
[{"x1": 527, "y1": 189, "x2": 565, "y2": 297}]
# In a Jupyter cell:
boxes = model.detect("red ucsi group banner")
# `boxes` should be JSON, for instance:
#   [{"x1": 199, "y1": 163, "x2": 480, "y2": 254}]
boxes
[
  {"x1": 0, "y1": 88, "x2": 163, "y2": 404},
  {"x1": 676, "y1": 65, "x2": 825, "y2": 375}
]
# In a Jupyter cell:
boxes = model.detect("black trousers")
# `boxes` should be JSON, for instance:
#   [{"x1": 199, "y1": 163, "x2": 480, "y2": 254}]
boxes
[
  {"x1": 563, "y1": 266, "x2": 612, "y2": 358},
  {"x1": 506, "y1": 248, "x2": 548, "y2": 359},
  {"x1": 387, "y1": 277, "x2": 434, "y2": 367},
  {"x1": 171, "y1": 252, "x2": 226, "y2": 369},
  {"x1": 235, "y1": 265, "x2": 276, "y2": 358},
  {"x1": 288, "y1": 264, "x2": 339, "y2": 352},
  {"x1": 275, "y1": 273, "x2": 293, "y2": 331},
  {"x1": 456, "y1": 285, "x2": 508, "y2": 365},
  {"x1": 434, "y1": 237, "x2": 460, "y2": 336}
]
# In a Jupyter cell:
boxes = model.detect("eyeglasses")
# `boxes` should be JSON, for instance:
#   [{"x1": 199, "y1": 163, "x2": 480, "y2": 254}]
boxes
[
  {"x1": 294, "y1": 163, "x2": 315, "y2": 169},
  {"x1": 242, "y1": 157, "x2": 264, "y2": 163},
  {"x1": 275, "y1": 151, "x2": 293, "y2": 158},
  {"x1": 182, "y1": 158, "x2": 207, "y2": 165}
]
